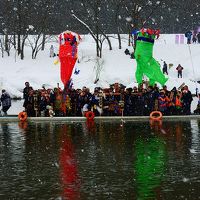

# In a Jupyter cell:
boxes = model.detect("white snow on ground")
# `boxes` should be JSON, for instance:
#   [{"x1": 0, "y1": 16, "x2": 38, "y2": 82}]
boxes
[{"x1": 0, "y1": 34, "x2": 200, "y2": 114}]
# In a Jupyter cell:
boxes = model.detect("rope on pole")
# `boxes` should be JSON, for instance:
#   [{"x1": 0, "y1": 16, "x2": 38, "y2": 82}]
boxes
[{"x1": 188, "y1": 44, "x2": 198, "y2": 93}]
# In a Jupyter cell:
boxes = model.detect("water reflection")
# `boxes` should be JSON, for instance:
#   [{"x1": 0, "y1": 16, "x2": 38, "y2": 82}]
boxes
[
  {"x1": 0, "y1": 120, "x2": 200, "y2": 199},
  {"x1": 190, "y1": 120, "x2": 200, "y2": 152},
  {"x1": 18, "y1": 121, "x2": 28, "y2": 131},
  {"x1": 0, "y1": 123, "x2": 26, "y2": 199},
  {"x1": 86, "y1": 119, "x2": 95, "y2": 133},
  {"x1": 134, "y1": 122, "x2": 167, "y2": 200},
  {"x1": 59, "y1": 124, "x2": 80, "y2": 200}
]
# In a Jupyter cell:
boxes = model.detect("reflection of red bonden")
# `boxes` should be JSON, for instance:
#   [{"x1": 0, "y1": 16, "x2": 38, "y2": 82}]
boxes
[{"x1": 60, "y1": 132, "x2": 80, "y2": 199}]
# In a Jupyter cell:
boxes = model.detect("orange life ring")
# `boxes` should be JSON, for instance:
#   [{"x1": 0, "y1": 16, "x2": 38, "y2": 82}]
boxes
[
  {"x1": 18, "y1": 112, "x2": 28, "y2": 122},
  {"x1": 150, "y1": 111, "x2": 162, "y2": 121},
  {"x1": 85, "y1": 111, "x2": 95, "y2": 120}
]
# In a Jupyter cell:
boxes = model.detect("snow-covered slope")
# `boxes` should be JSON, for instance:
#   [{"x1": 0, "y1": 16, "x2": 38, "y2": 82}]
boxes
[{"x1": 0, "y1": 34, "x2": 200, "y2": 114}]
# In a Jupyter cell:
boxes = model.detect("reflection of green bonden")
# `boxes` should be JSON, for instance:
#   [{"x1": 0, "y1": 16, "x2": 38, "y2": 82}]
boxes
[{"x1": 134, "y1": 137, "x2": 166, "y2": 199}]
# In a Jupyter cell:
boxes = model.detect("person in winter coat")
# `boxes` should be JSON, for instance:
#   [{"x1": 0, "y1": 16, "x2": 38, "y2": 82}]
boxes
[
  {"x1": 197, "y1": 32, "x2": 200, "y2": 43},
  {"x1": 49, "y1": 45, "x2": 55, "y2": 57},
  {"x1": 90, "y1": 89, "x2": 103, "y2": 116},
  {"x1": 192, "y1": 34, "x2": 197, "y2": 43},
  {"x1": 185, "y1": 31, "x2": 192, "y2": 44},
  {"x1": 23, "y1": 82, "x2": 33, "y2": 111},
  {"x1": 158, "y1": 90, "x2": 169, "y2": 115},
  {"x1": 176, "y1": 64, "x2": 184, "y2": 78},
  {"x1": 162, "y1": 61, "x2": 168, "y2": 75},
  {"x1": 181, "y1": 85, "x2": 193, "y2": 115},
  {"x1": 124, "y1": 48, "x2": 130, "y2": 55},
  {"x1": 194, "y1": 94, "x2": 200, "y2": 114},
  {"x1": 175, "y1": 91, "x2": 183, "y2": 115},
  {"x1": 144, "y1": 86, "x2": 157, "y2": 115},
  {"x1": 124, "y1": 88, "x2": 133, "y2": 116},
  {"x1": 0, "y1": 89, "x2": 11, "y2": 116}
]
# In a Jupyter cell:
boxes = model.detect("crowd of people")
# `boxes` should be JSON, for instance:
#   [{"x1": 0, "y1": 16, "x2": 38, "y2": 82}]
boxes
[
  {"x1": 185, "y1": 30, "x2": 200, "y2": 44},
  {"x1": 19, "y1": 81, "x2": 196, "y2": 118},
  {"x1": 162, "y1": 62, "x2": 184, "y2": 78}
]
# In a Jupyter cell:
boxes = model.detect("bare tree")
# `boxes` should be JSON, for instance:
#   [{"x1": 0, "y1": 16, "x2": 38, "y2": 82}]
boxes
[
  {"x1": 27, "y1": 33, "x2": 42, "y2": 59},
  {"x1": 123, "y1": 0, "x2": 163, "y2": 47},
  {"x1": 0, "y1": 0, "x2": 15, "y2": 56},
  {"x1": 71, "y1": 0, "x2": 112, "y2": 58},
  {"x1": 32, "y1": 0, "x2": 58, "y2": 51},
  {"x1": 10, "y1": 0, "x2": 33, "y2": 59},
  {"x1": 0, "y1": 35, "x2": 4, "y2": 58},
  {"x1": 2, "y1": 29, "x2": 14, "y2": 56},
  {"x1": 108, "y1": 0, "x2": 125, "y2": 49}
]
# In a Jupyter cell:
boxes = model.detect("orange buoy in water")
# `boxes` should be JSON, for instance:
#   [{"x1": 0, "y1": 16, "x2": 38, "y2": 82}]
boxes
[
  {"x1": 85, "y1": 111, "x2": 95, "y2": 120},
  {"x1": 150, "y1": 111, "x2": 162, "y2": 121},
  {"x1": 18, "y1": 112, "x2": 28, "y2": 122}
]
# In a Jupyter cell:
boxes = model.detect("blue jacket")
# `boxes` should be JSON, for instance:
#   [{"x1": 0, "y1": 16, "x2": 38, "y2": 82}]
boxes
[{"x1": 1, "y1": 92, "x2": 11, "y2": 107}]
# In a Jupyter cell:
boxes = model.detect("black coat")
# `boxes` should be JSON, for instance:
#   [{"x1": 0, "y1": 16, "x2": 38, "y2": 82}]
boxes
[
  {"x1": 1, "y1": 92, "x2": 11, "y2": 107},
  {"x1": 181, "y1": 91, "x2": 193, "y2": 104}
]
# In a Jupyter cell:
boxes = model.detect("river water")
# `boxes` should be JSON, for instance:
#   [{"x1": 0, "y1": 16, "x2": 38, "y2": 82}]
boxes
[{"x1": 0, "y1": 120, "x2": 200, "y2": 199}]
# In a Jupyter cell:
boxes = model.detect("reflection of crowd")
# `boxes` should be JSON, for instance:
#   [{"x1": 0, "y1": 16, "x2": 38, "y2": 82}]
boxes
[{"x1": 22, "y1": 81, "x2": 194, "y2": 117}]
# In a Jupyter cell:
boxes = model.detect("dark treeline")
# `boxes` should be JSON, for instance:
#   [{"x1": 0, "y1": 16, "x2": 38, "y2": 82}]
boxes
[
  {"x1": 0, "y1": 0, "x2": 200, "y2": 60},
  {"x1": 0, "y1": 0, "x2": 200, "y2": 35}
]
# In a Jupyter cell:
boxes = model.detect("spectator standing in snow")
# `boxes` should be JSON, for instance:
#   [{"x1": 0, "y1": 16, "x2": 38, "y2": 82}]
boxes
[
  {"x1": 50, "y1": 45, "x2": 55, "y2": 57},
  {"x1": 192, "y1": 34, "x2": 197, "y2": 43},
  {"x1": 194, "y1": 94, "x2": 200, "y2": 114},
  {"x1": 181, "y1": 85, "x2": 193, "y2": 115},
  {"x1": 197, "y1": 32, "x2": 200, "y2": 43},
  {"x1": 176, "y1": 64, "x2": 184, "y2": 78},
  {"x1": 124, "y1": 49, "x2": 130, "y2": 55},
  {"x1": 0, "y1": 89, "x2": 11, "y2": 116},
  {"x1": 23, "y1": 82, "x2": 33, "y2": 111},
  {"x1": 185, "y1": 31, "x2": 192, "y2": 44},
  {"x1": 162, "y1": 61, "x2": 168, "y2": 75}
]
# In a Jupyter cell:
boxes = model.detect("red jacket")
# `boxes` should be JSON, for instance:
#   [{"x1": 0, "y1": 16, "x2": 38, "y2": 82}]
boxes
[{"x1": 176, "y1": 65, "x2": 183, "y2": 71}]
